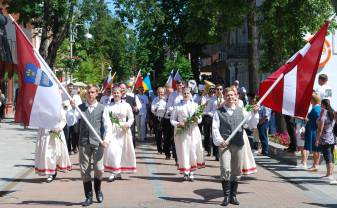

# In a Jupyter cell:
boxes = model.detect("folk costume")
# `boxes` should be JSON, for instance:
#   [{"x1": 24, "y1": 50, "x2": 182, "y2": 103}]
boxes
[
  {"x1": 35, "y1": 108, "x2": 71, "y2": 181},
  {"x1": 104, "y1": 100, "x2": 136, "y2": 180},
  {"x1": 170, "y1": 99, "x2": 205, "y2": 181}
]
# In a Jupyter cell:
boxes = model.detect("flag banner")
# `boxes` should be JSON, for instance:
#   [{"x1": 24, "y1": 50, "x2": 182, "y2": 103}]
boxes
[
  {"x1": 142, "y1": 74, "x2": 152, "y2": 91},
  {"x1": 165, "y1": 69, "x2": 174, "y2": 87},
  {"x1": 172, "y1": 70, "x2": 182, "y2": 90},
  {"x1": 258, "y1": 21, "x2": 329, "y2": 118},
  {"x1": 135, "y1": 72, "x2": 143, "y2": 90},
  {"x1": 102, "y1": 71, "x2": 115, "y2": 92},
  {"x1": 14, "y1": 19, "x2": 62, "y2": 129}
]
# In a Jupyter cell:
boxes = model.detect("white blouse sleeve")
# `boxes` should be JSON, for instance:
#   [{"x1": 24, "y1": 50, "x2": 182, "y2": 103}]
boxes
[{"x1": 170, "y1": 106, "x2": 179, "y2": 127}]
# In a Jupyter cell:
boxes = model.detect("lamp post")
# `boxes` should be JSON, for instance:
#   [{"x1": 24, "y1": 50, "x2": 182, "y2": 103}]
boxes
[{"x1": 68, "y1": 20, "x2": 93, "y2": 83}]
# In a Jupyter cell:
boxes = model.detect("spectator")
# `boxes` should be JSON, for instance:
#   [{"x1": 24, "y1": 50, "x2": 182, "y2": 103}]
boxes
[
  {"x1": 315, "y1": 99, "x2": 336, "y2": 184},
  {"x1": 315, "y1": 74, "x2": 332, "y2": 101},
  {"x1": 304, "y1": 93, "x2": 321, "y2": 172},
  {"x1": 0, "y1": 89, "x2": 6, "y2": 121}
]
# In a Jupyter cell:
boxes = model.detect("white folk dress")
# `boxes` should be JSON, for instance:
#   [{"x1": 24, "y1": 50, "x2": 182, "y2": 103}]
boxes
[
  {"x1": 35, "y1": 109, "x2": 72, "y2": 176},
  {"x1": 104, "y1": 100, "x2": 136, "y2": 174},
  {"x1": 171, "y1": 100, "x2": 205, "y2": 174}
]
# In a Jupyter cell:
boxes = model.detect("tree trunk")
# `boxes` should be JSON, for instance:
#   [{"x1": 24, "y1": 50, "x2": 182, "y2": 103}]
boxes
[
  {"x1": 188, "y1": 43, "x2": 203, "y2": 83},
  {"x1": 247, "y1": 0, "x2": 259, "y2": 94}
]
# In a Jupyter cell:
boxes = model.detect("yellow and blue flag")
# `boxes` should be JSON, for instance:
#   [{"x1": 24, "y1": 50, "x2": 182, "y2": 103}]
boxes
[{"x1": 142, "y1": 74, "x2": 152, "y2": 91}]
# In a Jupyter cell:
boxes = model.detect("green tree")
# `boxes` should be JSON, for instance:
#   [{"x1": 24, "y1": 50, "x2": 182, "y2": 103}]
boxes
[
  {"x1": 160, "y1": 53, "x2": 192, "y2": 85},
  {"x1": 259, "y1": 0, "x2": 335, "y2": 72}
]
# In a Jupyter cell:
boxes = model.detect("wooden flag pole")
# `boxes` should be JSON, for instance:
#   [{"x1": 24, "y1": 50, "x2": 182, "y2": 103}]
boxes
[
  {"x1": 224, "y1": 73, "x2": 284, "y2": 143},
  {"x1": 9, "y1": 15, "x2": 104, "y2": 144}
]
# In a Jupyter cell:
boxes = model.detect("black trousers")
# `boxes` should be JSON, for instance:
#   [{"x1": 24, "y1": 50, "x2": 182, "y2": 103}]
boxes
[
  {"x1": 162, "y1": 118, "x2": 176, "y2": 160},
  {"x1": 64, "y1": 123, "x2": 79, "y2": 152},
  {"x1": 203, "y1": 115, "x2": 218, "y2": 156},
  {"x1": 284, "y1": 115, "x2": 297, "y2": 151},
  {"x1": 153, "y1": 116, "x2": 164, "y2": 153}
]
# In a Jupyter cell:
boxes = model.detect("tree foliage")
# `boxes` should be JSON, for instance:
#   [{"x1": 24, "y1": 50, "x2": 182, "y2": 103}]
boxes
[{"x1": 259, "y1": 0, "x2": 335, "y2": 72}]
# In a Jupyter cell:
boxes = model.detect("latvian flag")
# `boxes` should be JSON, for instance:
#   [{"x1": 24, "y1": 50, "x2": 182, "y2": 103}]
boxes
[
  {"x1": 14, "y1": 18, "x2": 62, "y2": 129},
  {"x1": 258, "y1": 21, "x2": 329, "y2": 118}
]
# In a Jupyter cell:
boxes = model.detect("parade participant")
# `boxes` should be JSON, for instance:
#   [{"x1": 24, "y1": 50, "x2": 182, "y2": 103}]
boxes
[
  {"x1": 104, "y1": 87, "x2": 136, "y2": 181},
  {"x1": 202, "y1": 85, "x2": 216, "y2": 157},
  {"x1": 100, "y1": 87, "x2": 113, "y2": 106},
  {"x1": 67, "y1": 85, "x2": 110, "y2": 206},
  {"x1": 136, "y1": 86, "x2": 149, "y2": 141},
  {"x1": 193, "y1": 84, "x2": 204, "y2": 105},
  {"x1": 0, "y1": 1, "x2": 12, "y2": 64},
  {"x1": 0, "y1": 89, "x2": 6, "y2": 122},
  {"x1": 119, "y1": 83, "x2": 141, "y2": 147},
  {"x1": 162, "y1": 86, "x2": 175, "y2": 160},
  {"x1": 212, "y1": 87, "x2": 259, "y2": 206},
  {"x1": 170, "y1": 88, "x2": 204, "y2": 181},
  {"x1": 63, "y1": 83, "x2": 82, "y2": 155},
  {"x1": 165, "y1": 80, "x2": 184, "y2": 161},
  {"x1": 151, "y1": 87, "x2": 167, "y2": 154},
  {"x1": 35, "y1": 105, "x2": 71, "y2": 183}
]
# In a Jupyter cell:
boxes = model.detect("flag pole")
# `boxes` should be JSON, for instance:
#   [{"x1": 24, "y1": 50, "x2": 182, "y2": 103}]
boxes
[
  {"x1": 224, "y1": 73, "x2": 284, "y2": 143},
  {"x1": 9, "y1": 15, "x2": 104, "y2": 144},
  {"x1": 131, "y1": 69, "x2": 141, "y2": 93}
]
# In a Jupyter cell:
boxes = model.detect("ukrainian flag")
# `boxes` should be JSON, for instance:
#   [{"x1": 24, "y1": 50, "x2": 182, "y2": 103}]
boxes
[{"x1": 142, "y1": 74, "x2": 152, "y2": 91}]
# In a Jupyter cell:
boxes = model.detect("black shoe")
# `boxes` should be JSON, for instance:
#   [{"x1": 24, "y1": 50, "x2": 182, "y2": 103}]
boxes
[
  {"x1": 221, "y1": 181, "x2": 230, "y2": 206},
  {"x1": 229, "y1": 181, "x2": 240, "y2": 205},
  {"x1": 165, "y1": 156, "x2": 170, "y2": 160},
  {"x1": 82, "y1": 181, "x2": 93, "y2": 206},
  {"x1": 94, "y1": 178, "x2": 103, "y2": 203},
  {"x1": 116, "y1": 174, "x2": 122, "y2": 180},
  {"x1": 52, "y1": 172, "x2": 57, "y2": 180}
]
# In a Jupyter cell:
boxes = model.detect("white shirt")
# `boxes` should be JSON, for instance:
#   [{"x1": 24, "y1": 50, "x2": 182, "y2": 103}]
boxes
[
  {"x1": 212, "y1": 105, "x2": 259, "y2": 146},
  {"x1": 66, "y1": 101, "x2": 112, "y2": 139},
  {"x1": 170, "y1": 100, "x2": 202, "y2": 127},
  {"x1": 137, "y1": 94, "x2": 149, "y2": 115},
  {"x1": 166, "y1": 91, "x2": 183, "y2": 117},
  {"x1": 106, "y1": 100, "x2": 134, "y2": 128},
  {"x1": 203, "y1": 96, "x2": 217, "y2": 116},
  {"x1": 100, "y1": 95, "x2": 113, "y2": 105},
  {"x1": 151, "y1": 96, "x2": 167, "y2": 118},
  {"x1": 315, "y1": 84, "x2": 332, "y2": 100},
  {"x1": 192, "y1": 94, "x2": 202, "y2": 105}
]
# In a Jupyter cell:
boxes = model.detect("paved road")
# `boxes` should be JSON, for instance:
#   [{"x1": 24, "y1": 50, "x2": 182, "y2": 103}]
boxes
[{"x1": 0, "y1": 119, "x2": 337, "y2": 207}]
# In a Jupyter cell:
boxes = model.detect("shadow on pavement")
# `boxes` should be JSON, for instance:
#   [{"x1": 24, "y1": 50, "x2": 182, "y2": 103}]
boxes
[
  {"x1": 15, "y1": 200, "x2": 82, "y2": 206},
  {"x1": 160, "y1": 188, "x2": 252, "y2": 205},
  {"x1": 0, "y1": 178, "x2": 45, "y2": 184},
  {"x1": 304, "y1": 203, "x2": 337, "y2": 208},
  {"x1": 137, "y1": 161, "x2": 163, "y2": 165},
  {"x1": 131, "y1": 175, "x2": 219, "y2": 183}
]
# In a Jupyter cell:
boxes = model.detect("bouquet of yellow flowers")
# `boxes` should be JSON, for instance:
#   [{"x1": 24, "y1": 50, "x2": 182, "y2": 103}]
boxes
[
  {"x1": 109, "y1": 112, "x2": 121, "y2": 128},
  {"x1": 176, "y1": 104, "x2": 205, "y2": 134},
  {"x1": 49, "y1": 130, "x2": 63, "y2": 143}
]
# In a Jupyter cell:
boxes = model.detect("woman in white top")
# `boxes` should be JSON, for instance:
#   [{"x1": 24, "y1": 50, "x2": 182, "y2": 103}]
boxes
[
  {"x1": 170, "y1": 88, "x2": 204, "y2": 181},
  {"x1": 104, "y1": 87, "x2": 136, "y2": 181},
  {"x1": 35, "y1": 105, "x2": 72, "y2": 182}
]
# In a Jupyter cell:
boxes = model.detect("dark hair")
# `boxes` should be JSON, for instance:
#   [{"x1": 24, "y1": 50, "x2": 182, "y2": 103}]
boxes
[
  {"x1": 321, "y1": 99, "x2": 335, "y2": 121},
  {"x1": 318, "y1": 74, "x2": 328, "y2": 82}
]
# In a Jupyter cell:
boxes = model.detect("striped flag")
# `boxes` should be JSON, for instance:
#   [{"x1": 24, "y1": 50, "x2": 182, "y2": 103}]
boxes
[{"x1": 258, "y1": 21, "x2": 329, "y2": 118}]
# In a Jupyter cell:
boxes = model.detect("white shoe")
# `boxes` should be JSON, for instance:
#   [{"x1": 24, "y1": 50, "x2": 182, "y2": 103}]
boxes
[
  {"x1": 46, "y1": 175, "x2": 53, "y2": 183},
  {"x1": 296, "y1": 164, "x2": 307, "y2": 169},
  {"x1": 322, "y1": 175, "x2": 335, "y2": 182},
  {"x1": 189, "y1": 172, "x2": 195, "y2": 182},
  {"x1": 330, "y1": 180, "x2": 337, "y2": 185},
  {"x1": 108, "y1": 174, "x2": 116, "y2": 182},
  {"x1": 183, "y1": 174, "x2": 189, "y2": 181}
]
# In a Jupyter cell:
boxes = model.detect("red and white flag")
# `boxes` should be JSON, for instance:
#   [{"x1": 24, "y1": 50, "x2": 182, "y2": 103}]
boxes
[
  {"x1": 258, "y1": 21, "x2": 329, "y2": 118},
  {"x1": 14, "y1": 20, "x2": 62, "y2": 129},
  {"x1": 165, "y1": 69, "x2": 174, "y2": 87},
  {"x1": 172, "y1": 70, "x2": 182, "y2": 90}
]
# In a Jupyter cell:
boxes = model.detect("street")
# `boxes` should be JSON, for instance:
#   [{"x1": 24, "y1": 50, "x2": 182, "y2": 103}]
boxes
[{"x1": 0, "y1": 119, "x2": 337, "y2": 208}]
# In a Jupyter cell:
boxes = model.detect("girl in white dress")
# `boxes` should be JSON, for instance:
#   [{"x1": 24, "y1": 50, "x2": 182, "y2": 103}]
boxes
[
  {"x1": 35, "y1": 106, "x2": 72, "y2": 182},
  {"x1": 170, "y1": 88, "x2": 205, "y2": 181},
  {"x1": 104, "y1": 87, "x2": 136, "y2": 181}
]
